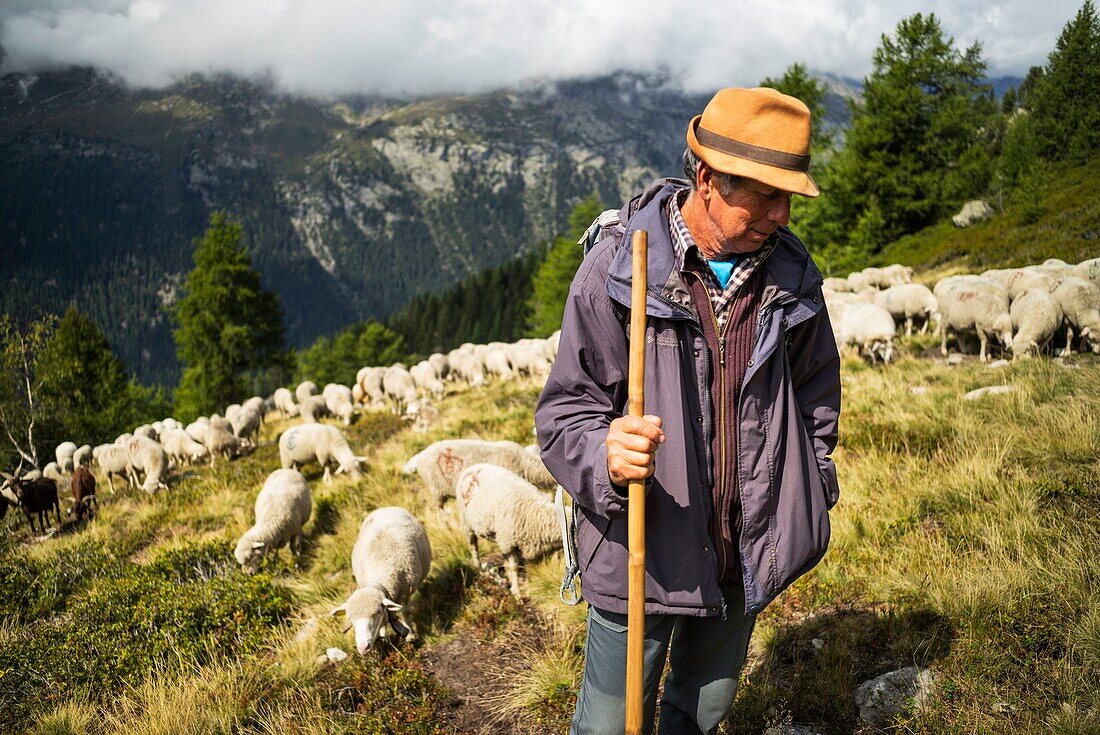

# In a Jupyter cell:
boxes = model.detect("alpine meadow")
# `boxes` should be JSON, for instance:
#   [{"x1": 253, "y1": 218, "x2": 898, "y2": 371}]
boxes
[{"x1": 2, "y1": 4, "x2": 1100, "y2": 735}]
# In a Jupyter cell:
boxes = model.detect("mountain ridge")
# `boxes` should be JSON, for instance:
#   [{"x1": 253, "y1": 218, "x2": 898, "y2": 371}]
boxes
[{"x1": 1, "y1": 67, "x2": 859, "y2": 384}]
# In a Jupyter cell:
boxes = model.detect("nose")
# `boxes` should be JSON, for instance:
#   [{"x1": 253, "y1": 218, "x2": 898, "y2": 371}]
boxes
[{"x1": 768, "y1": 193, "x2": 791, "y2": 227}]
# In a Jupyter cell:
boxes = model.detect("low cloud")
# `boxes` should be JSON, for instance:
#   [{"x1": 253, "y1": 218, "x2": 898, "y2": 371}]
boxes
[{"x1": 0, "y1": 0, "x2": 1078, "y2": 96}]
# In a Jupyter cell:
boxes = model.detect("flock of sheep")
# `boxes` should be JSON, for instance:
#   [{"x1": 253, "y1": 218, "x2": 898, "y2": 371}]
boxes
[
  {"x1": 1, "y1": 333, "x2": 567, "y2": 658},
  {"x1": 4, "y1": 253, "x2": 1098, "y2": 656},
  {"x1": 827, "y1": 257, "x2": 1100, "y2": 363}
]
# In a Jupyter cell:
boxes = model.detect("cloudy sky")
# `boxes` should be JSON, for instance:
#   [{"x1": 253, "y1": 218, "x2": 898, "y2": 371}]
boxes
[{"x1": 0, "y1": 0, "x2": 1081, "y2": 96}]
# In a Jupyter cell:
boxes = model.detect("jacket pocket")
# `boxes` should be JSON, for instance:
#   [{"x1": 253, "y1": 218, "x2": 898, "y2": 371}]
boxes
[{"x1": 578, "y1": 510, "x2": 611, "y2": 572}]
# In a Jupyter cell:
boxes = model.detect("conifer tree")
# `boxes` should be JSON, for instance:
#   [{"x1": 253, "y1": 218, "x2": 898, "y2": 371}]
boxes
[
  {"x1": 37, "y1": 306, "x2": 169, "y2": 447},
  {"x1": 812, "y1": 13, "x2": 995, "y2": 254},
  {"x1": 527, "y1": 195, "x2": 604, "y2": 337},
  {"x1": 1028, "y1": 1, "x2": 1100, "y2": 161},
  {"x1": 173, "y1": 212, "x2": 287, "y2": 420}
]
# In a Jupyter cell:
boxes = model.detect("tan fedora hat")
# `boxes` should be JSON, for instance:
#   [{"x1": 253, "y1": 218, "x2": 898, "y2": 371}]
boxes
[{"x1": 686, "y1": 87, "x2": 819, "y2": 198}]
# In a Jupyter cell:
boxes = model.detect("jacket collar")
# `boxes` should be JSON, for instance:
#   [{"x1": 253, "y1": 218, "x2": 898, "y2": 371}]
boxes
[{"x1": 605, "y1": 179, "x2": 823, "y2": 321}]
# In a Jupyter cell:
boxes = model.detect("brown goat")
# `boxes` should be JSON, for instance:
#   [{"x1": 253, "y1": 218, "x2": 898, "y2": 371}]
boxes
[
  {"x1": 69, "y1": 465, "x2": 97, "y2": 522},
  {"x1": 0, "y1": 473, "x2": 61, "y2": 534}
]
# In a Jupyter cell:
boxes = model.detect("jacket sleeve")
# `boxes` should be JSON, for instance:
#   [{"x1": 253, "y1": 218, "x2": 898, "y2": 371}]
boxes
[
  {"x1": 535, "y1": 268, "x2": 629, "y2": 520},
  {"x1": 787, "y1": 295, "x2": 842, "y2": 509}
]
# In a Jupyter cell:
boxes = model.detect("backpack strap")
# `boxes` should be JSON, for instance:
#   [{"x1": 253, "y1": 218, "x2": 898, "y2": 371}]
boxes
[
  {"x1": 578, "y1": 208, "x2": 623, "y2": 257},
  {"x1": 554, "y1": 484, "x2": 583, "y2": 606}
]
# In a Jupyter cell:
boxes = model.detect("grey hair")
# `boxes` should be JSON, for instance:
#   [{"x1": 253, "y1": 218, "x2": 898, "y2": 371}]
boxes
[{"x1": 682, "y1": 147, "x2": 741, "y2": 196}]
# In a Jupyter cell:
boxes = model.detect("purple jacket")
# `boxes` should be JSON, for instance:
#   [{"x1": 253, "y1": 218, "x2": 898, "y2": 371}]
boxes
[{"x1": 535, "y1": 180, "x2": 841, "y2": 617}]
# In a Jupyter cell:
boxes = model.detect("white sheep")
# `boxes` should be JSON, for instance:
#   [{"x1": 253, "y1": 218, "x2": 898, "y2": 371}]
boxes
[
  {"x1": 299, "y1": 395, "x2": 331, "y2": 423},
  {"x1": 1050, "y1": 276, "x2": 1100, "y2": 355},
  {"x1": 134, "y1": 425, "x2": 159, "y2": 442},
  {"x1": 405, "y1": 438, "x2": 557, "y2": 507},
  {"x1": 43, "y1": 461, "x2": 69, "y2": 486},
  {"x1": 92, "y1": 443, "x2": 136, "y2": 492},
  {"x1": 1010, "y1": 288, "x2": 1064, "y2": 358},
  {"x1": 185, "y1": 418, "x2": 209, "y2": 445},
  {"x1": 204, "y1": 423, "x2": 240, "y2": 466},
  {"x1": 382, "y1": 367, "x2": 418, "y2": 415},
  {"x1": 332, "y1": 507, "x2": 432, "y2": 654},
  {"x1": 410, "y1": 361, "x2": 445, "y2": 400},
  {"x1": 273, "y1": 387, "x2": 299, "y2": 418},
  {"x1": 324, "y1": 384, "x2": 356, "y2": 425},
  {"x1": 428, "y1": 353, "x2": 449, "y2": 380},
  {"x1": 455, "y1": 464, "x2": 559, "y2": 597},
  {"x1": 72, "y1": 444, "x2": 93, "y2": 469},
  {"x1": 278, "y1": 423, "x2": 365, "y2": 484},
  {"x1": 231, "y1": 403, "x2": 263, "y2": 448},
  {"x1": 837, "y1": 303, "x2": 897, "y2": 363},
  {"x1": 874, "y1": 283, "x2": 940, "y2": 336},
  {"x1": 822, "y1": 277, "x2": 851, "y2": 292},
  {"x1": 295, "y1": 380, "x2": 318, "y2": 405},
  {"x1": 162, "y1": 428, "x2": 210, "y2": 466},
  {"x1": 234, "y1": 469, "x2": 312, "y2": 574},
  {"x1": 358, "y1": 367, "x2": 387, "y2": 408},
  {"x1": 846, "y1": 271, "x2": 872, "y2": 292},
  {"x1": 938, "y1": 285, "x2": 1014, "y2": 362},
  {"x1": 55, "y1": 442, "x2": 78, "y2": 473},
  {"x1": 1072, "y1": 257, "x2": 1100, "y2": 288},
  {"x1": 127, "y1": 435, "x2": 169, "y2": 493},
  {"x1": 506, "y1": 341, "x2": 552, "y2": 377}
]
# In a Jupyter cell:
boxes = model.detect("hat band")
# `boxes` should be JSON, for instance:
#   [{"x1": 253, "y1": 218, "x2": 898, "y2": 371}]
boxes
[{"x1": 696, "y1": 125, "x2": 810, "y2": 172}]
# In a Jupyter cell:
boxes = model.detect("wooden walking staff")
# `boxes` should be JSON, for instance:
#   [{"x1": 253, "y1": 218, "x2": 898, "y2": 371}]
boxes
[{"x1": 625, "y1": 229, "x2": 648, "y2": 735}]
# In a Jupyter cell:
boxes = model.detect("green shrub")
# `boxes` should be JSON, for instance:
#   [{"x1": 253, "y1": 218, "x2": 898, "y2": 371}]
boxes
[{"x1": 0, "y1": 540, "x2": 293, "y2": 729}]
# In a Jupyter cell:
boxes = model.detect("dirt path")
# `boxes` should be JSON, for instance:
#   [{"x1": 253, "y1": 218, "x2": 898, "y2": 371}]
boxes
[{"x1": 419, "y1": 578, "x2": 568, "y2": 735}]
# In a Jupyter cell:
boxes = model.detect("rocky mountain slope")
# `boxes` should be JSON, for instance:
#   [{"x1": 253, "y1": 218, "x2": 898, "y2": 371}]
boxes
[{"x1": 0, "y1": 68, "x2": 858, "y2": 384}]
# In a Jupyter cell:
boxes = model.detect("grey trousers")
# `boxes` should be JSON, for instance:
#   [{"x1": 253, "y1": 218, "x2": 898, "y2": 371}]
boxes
[{"x1": 570, "y1": 583, "x2": 755, "y2": 735}]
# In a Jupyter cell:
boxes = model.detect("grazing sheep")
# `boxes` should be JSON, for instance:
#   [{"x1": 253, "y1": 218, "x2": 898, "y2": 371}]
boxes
[
  {"x1": 1050, "y1": 276, "x2": 1100, "y2": 355},
  {"x1": 127, "y1": 436, "x2": 169, "y2": 493},
  {"x1": 0, "y1": 472, "x2": 61, "y2": 534},
  {"x1": 483, "y1": 348, "x2": 514, "y2": 381},
  {"x1": 358, "y1": 367, "x2": 387, "y2": 408},
  {"x1": 273, "y1": 388, "x2": 299, "y2": 418},
  {"x1": 72, "y1": 444, "x2": 92, "y2": 469},
  {"x1": 162, "y1": 428, "x2": 210, "y2": 466},
  {"x1": 324, "y1": 384, "x2": 356, "y2": 426},
  {"x1": 42, "y1": 461, "x2": 69, "y2": 486},
  {"x1": 231, "y1": 403, "x2": 263, "y2": 448},
  {"x1": 332, "y1": 507, "x2": 432, "y2": 654},
  {"x1": 93, "y1": 443, "x2": 137, "y2": 492},
  {"x1": 938, "y1": 286, "x2": 1014, "y2": 362},
  {"x1": 1010, "y1": 288, "x2": 1064, "y2": 358},
  {"x1": 455, "y1": 464, "x2": 559, "y2": 596},
  {"x1": 382, "y1": 367, "x2": 418, "y2": 415},
  {"x1": 448, "y1": 350, "x2": 487, "y2": 386},
  {"x1": 822, "y1": 277, "x2": 851, "y2": 292},
  {"x1": 428, "y1": 353, "x2": 449, "y2": 380},
  {"x1": 403, "y1": 400, "x2": 441, "y2": 434},
  {"x1": 507, "y1": 341, "x2": 552, "y2": 377},
  {"x1": 847, "y1": 271, "x2": 872, "y2": 293},
  {"x1": 224, "y1": 404, "x2": 242, "y2": 426},
  {"x1": 69, "y1": 465, "x2": 97, "y2": 521},
  {"x1": 406, "y1": 438, "x2": 557, "y2": 507},
  {"x1": 205, "y1": 423, "x2": 241, "y2": 466},
  {"x1": 234, "y1": 469, "x2": 312, "y2": 574},
  {"x1": 874, "y1": 283, "x2": 940, "y2": 336},
  {"x1": 134, "y1": 425, "x2": 159, "y2": 442},
  {"x1": 185, "y1": 418, "x2": 209, "y2": 445},
  {"x1": 410, "y1": 361, "x2": 445, "y2": 400},
  {"x1": 279, "y1": 423, "x2": 365, "y2": 484},
  {"x1": 295, "y1": 380, "x2": 319, "y2": 405},
  {"x1": 55, "y1": 442, "x2": 78, "y2": 473},
  {"x1": 838, "y1": 303, "x2": 897, "y2": 363},
  {"x1": 299, "y1": 395, "x2": 331, "y2": 423},
  {"x1": 1072, "y1": 257, "x2": 1100, "y2": 287}
]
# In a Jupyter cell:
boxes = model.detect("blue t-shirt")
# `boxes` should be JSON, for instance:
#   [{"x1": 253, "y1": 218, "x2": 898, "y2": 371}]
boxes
[{"x1": 707, "y1": 256, "x2": 740, "y2": 289}]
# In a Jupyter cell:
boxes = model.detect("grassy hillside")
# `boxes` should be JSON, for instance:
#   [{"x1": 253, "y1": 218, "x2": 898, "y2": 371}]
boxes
[
  {"x1": 873, "y1": 156, "x2": 1100, "y2": 277},
  {"x1": 2, "y1": 348, "x2": 1098, "y2": 733}
]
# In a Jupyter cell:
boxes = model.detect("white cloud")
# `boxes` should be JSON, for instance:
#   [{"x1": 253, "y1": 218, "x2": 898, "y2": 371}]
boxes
[{"x1": 0, "y1": 0, "x2": 1079, "y2": 95}]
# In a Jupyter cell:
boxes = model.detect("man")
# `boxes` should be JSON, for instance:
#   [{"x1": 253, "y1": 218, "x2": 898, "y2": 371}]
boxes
[{"x1": 535, "y1": 87, "x2": 841, "y2": 735}]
